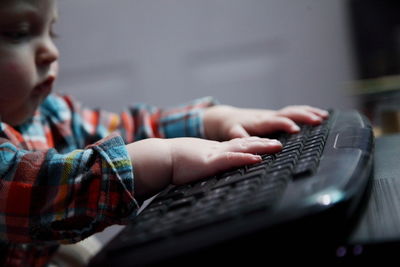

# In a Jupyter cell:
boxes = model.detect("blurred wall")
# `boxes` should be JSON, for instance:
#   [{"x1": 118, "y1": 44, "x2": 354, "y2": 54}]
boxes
[{"x1": 55, "y1": 0, "x2": 356, "y2": 112}]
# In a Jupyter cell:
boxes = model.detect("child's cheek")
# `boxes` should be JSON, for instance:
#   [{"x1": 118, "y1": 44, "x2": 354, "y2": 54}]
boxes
[
  {"x1": 0, "y1": 61, "x2": 33, "y2": 98},
  {"x1": 8, "y1": 58, "x2": 32, "y2": 77},
  {"x1": 7, "y1": 61, "x2": 29, "y2": 76}
]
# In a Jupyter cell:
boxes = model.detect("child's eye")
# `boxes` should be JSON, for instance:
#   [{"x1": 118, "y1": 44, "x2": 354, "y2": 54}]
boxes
[
  {"x1": 2, "y1": 30, "x2": 31, "y2": 43},
  {"x1": 0, "y1": 22, "x2": 33, "y2": 43}
]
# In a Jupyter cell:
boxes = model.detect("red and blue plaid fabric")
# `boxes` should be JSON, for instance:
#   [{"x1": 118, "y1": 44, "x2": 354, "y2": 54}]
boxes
[{"x1": 0, "y1": 93, "x2": 216, "y2": 266}]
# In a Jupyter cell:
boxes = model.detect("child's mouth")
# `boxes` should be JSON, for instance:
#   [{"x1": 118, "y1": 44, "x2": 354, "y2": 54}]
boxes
[{"x1": 34, "y1": 77, "x2": 55, "y2": 95}]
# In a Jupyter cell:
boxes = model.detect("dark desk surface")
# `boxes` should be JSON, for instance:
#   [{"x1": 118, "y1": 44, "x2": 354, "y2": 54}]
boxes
[
  {"x1": 336, "y1": 133, "x2": 400, "y2": 263},
  {"x1": 349, "y1": 133, "x2": 400, "y2": 244}
]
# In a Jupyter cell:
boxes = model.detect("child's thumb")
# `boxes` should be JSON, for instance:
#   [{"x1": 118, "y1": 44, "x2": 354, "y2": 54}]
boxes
[{"x1": 228, "y1": 124, "x2": 250, "y2": 139}]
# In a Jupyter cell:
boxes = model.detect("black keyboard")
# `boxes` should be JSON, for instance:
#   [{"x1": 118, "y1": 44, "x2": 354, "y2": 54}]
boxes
[{"x1": 89, "y1": 110, "x2": 374, "y2": 266}]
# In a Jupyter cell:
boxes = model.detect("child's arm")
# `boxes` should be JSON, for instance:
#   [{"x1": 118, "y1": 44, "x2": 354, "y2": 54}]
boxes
[
  {"x1": 203, "y1": 105, "x2": 329, "y2": 141},
  {"x1": 127, "y1": 136, "x2": 282, "y2": 201},
  {"x1": 0, "y1": 133, "x2": 137, "y2": 244}
]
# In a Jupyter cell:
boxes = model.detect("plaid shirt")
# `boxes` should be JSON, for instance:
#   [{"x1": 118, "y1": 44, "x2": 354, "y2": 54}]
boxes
[{"x1": 0, "y1": 93, "x2": 216, "y2": 266}]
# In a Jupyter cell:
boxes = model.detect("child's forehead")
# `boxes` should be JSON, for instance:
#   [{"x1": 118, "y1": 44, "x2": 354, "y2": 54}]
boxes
[
  {"x1": 0, "y1": 0, "x2": 57, "y2": 10},
  {"x1": 0, "y1": 0, "x2": 57, "y2": 18}
]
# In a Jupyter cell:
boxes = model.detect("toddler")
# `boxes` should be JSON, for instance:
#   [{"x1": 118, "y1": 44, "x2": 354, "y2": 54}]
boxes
[{"x1": 0, "y1": 0, "x2": 328, "y2": 266}]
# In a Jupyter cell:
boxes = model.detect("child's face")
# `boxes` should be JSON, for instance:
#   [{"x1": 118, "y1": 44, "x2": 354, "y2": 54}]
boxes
[{"x1": 0, "y1": 0, "x2": 59, "y2": 126}]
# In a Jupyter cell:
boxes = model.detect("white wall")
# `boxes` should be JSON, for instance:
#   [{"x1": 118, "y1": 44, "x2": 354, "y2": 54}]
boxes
[{"x1": 55, "y1": 0, "x2": 356, "y2": 112}]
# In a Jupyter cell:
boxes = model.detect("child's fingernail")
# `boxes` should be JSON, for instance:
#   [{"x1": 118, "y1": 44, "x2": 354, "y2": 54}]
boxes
[
  {"x1": 291, "y1": 125, "x2": 301, "y2": 132},
  {"x1": 253, "y1": 155, "x2": 262, "y2": 160},
  {"x1": 312, "y1": 115, "x2": 322, "y2": 122},
  {"x1": 321, "y1": 110, "x2": 329, "y2": 117},
  {"x1": 269, "y1": 139, "x2": 281, "y2": 145}
]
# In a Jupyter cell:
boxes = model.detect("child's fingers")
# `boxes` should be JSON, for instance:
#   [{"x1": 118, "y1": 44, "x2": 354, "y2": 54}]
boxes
[
  {"x1": 295, "y1": 106, "x2": 329, "y2": 121},
  {"x1": 253, "y1": 116, "x2": 301, "y2": 134},
  {"x1": 212, "y1": 152, "x2": 263, "y2": 172},
  {"x1": 278, "y1": 109, "x2": 322, "y2": 125},
  {"x1": 277, "y1": 106, "x2": 328, "y2": 125},
  {"x1": 302, "y1": 106, "x2": 329, "y2": 118},
  {"x1": 213, "y1": 136, "x2": 282, "y2": 170},
  {"x1": 224, "y1": 137, "x2": 282, "y2": 154}
]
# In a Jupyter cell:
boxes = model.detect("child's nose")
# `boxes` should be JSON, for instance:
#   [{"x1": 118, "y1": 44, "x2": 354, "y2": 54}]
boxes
[{"x1": 36, "y1": 38, "x2": 59, "y2": 66}]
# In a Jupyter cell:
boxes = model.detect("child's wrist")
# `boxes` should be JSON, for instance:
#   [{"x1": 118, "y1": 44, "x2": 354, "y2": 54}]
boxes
[
  {"x1": 203, "y1": 105, "x2": 233, "y2": 141},
  {"x1": 127, "y1": 139, "x2": 173, "y2": 201}
]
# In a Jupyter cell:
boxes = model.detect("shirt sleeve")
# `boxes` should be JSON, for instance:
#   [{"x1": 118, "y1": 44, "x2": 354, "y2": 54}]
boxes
[
  {"x1": 0, "y1": 132, "x2": 138, "y2": 244},
  {"x1": 61, "y1": 94, "x2": 219, "y2": 146}
]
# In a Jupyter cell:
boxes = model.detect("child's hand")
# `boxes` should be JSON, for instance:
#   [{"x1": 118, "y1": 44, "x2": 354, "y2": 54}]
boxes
[
  {"x1": 127, "y1": 137, "x2": 282, "y2": 201},
  {"x1": 203, "y1": 105, "x2": 329, "y2": 141}
]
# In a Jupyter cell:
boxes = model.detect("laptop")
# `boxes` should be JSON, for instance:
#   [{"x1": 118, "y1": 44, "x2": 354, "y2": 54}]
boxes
[{"x1": 89, "y1": 109, "x2": 376, "y2": 266}]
